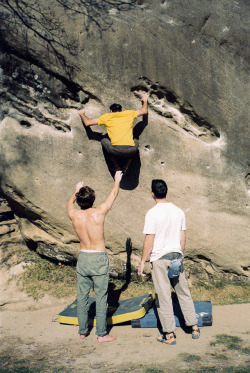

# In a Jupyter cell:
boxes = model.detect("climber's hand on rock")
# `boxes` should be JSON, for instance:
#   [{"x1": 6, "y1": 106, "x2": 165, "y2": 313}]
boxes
[
  {"x1": 75, "y1": 182, "x2": 84, "y2": 193},
  {"x1": 141, "y1": 93, "x2": 148, "y2": 102}
]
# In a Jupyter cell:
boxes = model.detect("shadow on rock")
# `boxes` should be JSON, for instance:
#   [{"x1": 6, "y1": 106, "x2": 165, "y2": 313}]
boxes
[{"x1": 108, "y1": 237, "x2": 132, "y2": 306}]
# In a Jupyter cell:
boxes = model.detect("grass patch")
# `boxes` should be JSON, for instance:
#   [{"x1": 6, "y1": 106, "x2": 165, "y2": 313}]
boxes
[
  {"x1": 0, "y1": 366, "x2": 71, "y2": 373},
  {"x1": 213, "y1": 354, "x2": 228, "y2": 360},
  {"x1": 145, "y1": 369, "x2": 164, "y2": 373},
  {"x1": 185, "y1": 368, "x2": 250, "y2": 373},
  {"x1": 109, "y1": 278, "x2": 155, "y2": 300},
  {"x1": 179, "y1": 353, "x2": 201, "y2": 362},
  {"x1": 13, "y1": 246, "x2": 250, "y2": 304},
  {"x1": 181, "y1": 367, "x2": 218, "y2": 373},
  {"x1": 222, "y1": 368, "x2": 250, "y2": 373},
  {"x1": 0, "y1": 355, "x2": 72, "y2": 373},
  {"x1": 190, "y1": 282, "x2": 250, "y2": 305},
  {"x1": 14, "y1": 246, "x2": 156, "y2": 301},
  {"x1": 210, "y1": 334, "x2": 243, "y2": 350},
  {"x1": 210, "y1": 334, "x2": 250, "y2": 364},
  {"x1": 15, "y1": 249, "x2": 77, "y2": 300},
  {"x1": 181, "y1": 368, "x2": 250, "y2": 373},
  {"x1": 242, "y1": 347, "x2": 250, "y2": 355},
  {"x1": 0, "y1": 358, "x2": 44, "y2": 373}
]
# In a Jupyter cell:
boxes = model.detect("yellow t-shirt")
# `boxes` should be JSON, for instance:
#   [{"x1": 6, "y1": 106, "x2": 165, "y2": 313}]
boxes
[{"x1": 97, "y1": 110, "x2": 137, "y2": 146}]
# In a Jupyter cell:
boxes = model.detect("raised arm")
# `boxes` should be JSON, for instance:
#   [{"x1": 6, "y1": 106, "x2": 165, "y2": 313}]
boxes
[
  {"x1": 98, "y1": 171, "x2": 123, "y2": 215},
  {"x1": 137, "y1": 234, "x2": 155, "y2": 276},
  {"x1": 136, "y1": 93, "x2": 148, "y2": 117},
  {"x1": 78, "y1": 109, "x2": 98, "y2": 127},
  {"x1": 67, "y1": 182, "x2": 84, "y2": 219}
]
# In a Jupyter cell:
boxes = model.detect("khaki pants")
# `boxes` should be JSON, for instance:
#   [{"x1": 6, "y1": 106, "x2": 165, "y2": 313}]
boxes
[{"x1": 151, "y1": 257, "x2": 198, "y2": 333}]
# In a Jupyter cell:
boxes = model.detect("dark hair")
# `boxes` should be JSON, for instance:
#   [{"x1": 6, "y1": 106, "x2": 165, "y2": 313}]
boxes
[
  {"x1": 110, "y1": 103, "x2": 122, "y2": 112},
  {"x1": 151, "y1": 179, "x2": 168, "y2": 199},
  {"x1": 76, "y1": 186, "x2": 95, "y2": 209}
]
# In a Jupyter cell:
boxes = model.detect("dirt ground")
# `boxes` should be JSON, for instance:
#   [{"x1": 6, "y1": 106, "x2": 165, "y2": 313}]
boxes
[{"x1": 0, "y1": 281, "x2": 250, "y2": 373}]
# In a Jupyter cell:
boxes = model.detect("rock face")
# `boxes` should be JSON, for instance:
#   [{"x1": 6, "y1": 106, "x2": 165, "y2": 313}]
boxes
[
  {"x1": 0, "y1": 0, "x2": 249, "y2": 284},
  {"x1": 0, "y1": 195, "x2": 27, "y2": 289}
]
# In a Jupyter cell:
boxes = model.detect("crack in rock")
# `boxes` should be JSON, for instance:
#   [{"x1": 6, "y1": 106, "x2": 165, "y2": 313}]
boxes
[{"x1": 132, "y1": 76, "x2": 220, "y2": 143}]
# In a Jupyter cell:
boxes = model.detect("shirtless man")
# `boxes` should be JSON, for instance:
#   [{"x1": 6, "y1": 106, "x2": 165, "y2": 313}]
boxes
[{"x1": 67, "y1": 171, "x2": 123, "y2": 343}]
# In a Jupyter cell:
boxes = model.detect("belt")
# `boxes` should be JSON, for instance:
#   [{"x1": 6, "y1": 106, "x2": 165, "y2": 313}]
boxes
[{"x1": 160, "y1": 252, "x2": 183, "y2": 260}]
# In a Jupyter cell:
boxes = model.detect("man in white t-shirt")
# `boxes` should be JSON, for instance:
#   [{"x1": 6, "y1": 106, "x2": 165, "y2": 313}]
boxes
[{"x1": 138, "y1": 179, "x2": 200, "y2": 345}]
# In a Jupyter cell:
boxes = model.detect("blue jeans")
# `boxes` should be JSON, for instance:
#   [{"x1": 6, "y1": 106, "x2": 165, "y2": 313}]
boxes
[{"x1": 76, "y1": 251, "x2": 109, "y2": 337}]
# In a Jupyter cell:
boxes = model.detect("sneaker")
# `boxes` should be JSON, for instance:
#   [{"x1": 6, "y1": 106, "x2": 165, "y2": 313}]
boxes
[
  {"x1": 157, "y1": 333, "x2": 176, "y2": 345},
  {"x1": 192, "y1": 328, "x2": 200, "y2": 339}
]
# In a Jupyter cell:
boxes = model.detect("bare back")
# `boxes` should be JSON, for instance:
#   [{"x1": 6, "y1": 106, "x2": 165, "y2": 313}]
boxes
[
  {"x1": 68, "y1": 171, "x2": 122, "y2": 252},
  {"x1": 71, "y1": 207, "x2": 106, "y2": 251}
]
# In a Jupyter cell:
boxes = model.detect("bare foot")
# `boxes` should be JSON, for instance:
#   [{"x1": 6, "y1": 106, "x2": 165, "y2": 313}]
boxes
[
  {"x1": 97, "y1": 334, "x2": 116, "y2": 343},
  {"x1": 80, "y1": 332, "x2": 90, "y2": 340}
]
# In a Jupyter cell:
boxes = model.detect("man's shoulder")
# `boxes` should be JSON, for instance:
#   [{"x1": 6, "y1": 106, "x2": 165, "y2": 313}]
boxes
[
  {"x1": 151, "y1": 202, "x2": 185, "y2": 215},
  {"x1": 122, "y1": 110, "x2": 137, "y2": 117},
  {"x1": 146, "y1": 204, "x2": 158, "y2": 216},
  {"x1": 97, "y1": 113, "x2": 106, "y2": 125},
  {"x1": 69, "y1": 208, "x2": 85, "y2": 224},
  {"x1": 98, "y1": 112, "x2": 109, "y2": 120},
  {"x1": 169, "y1": 203, "x2": 185, "y2": 216}
]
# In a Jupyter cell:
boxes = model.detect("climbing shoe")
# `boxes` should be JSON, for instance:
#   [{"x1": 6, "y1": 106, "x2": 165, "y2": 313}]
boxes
[
  {"x1": 157, "y1": 333, "x2": 176, "y2": 345},
  {"x1": 192, "y1": 328, "x2": 200, "y2": 339}
]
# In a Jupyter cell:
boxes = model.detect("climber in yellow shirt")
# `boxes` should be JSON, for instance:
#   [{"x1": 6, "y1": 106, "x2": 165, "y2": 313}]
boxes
[{"x1": 78, "y1": 94, "x2": 148, "y2": 174}]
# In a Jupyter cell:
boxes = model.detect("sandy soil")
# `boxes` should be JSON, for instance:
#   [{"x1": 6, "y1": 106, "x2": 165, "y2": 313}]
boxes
[{"x1": 0, "y1": 283, "x2": 250, "y2": 373}]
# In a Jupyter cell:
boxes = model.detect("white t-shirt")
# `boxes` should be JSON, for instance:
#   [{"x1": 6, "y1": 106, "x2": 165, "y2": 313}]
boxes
[{"x1": 143, "y1": 202, "x2": 186, "y2": 262}]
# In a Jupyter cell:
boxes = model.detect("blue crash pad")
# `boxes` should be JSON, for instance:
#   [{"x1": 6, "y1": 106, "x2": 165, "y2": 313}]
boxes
[{"x1": 131, "y1": 300, "x2": 212, "y2": 328}]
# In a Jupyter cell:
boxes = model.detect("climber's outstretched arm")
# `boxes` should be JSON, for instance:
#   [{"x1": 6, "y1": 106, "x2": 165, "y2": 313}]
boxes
[
  {"x1": 136, "y1": 94, "x2": 148, "y2": 117},
  {"x1": 78, "y1": 109, "x2": 98, "y2": 127}
]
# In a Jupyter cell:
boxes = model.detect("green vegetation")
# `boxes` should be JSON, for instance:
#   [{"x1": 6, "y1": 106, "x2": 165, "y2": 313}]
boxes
[
  {"x1": 209, "y1": 334, "x2": 250, "y2": 370},
  {"x1": 15, "y1": 249, "x2": 77, "y2": 300},
  {"x1": 12, "y1": 247, "x2": 250, "y2": 304},
  {"x1": 0, "y1": 358, "x2": 71, "y2": 373},
  {"x1": 224, "y1": 368, "x2": 250, "y2": 373},
  {"x1": 242, "y1": 347, "x2": 250, "y2": 355},
  {"x1": 1, "y1": 354, "x2": 250, "y2": 373},
  {"x1": 181, "y1": 368, "x2": 217, "y2": 373},
  {"x1": 110, "y1": 277, "x2": 155, "y2": 300},
  {"x1": 190, "y1": 281, "x2": 250, "y2": 305},
  {"x1": 180, "y1": 368, "x2": 250, "y2": 373},
  {"x1": 179, "y1": 353, "x2": 201, "y2": 363},
  {"x1": 210, "y1": 334, "x2": 244, "y2": 350},
  {"x1": 213, "y1": 354, "x2": 228, "y2": 360}
]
